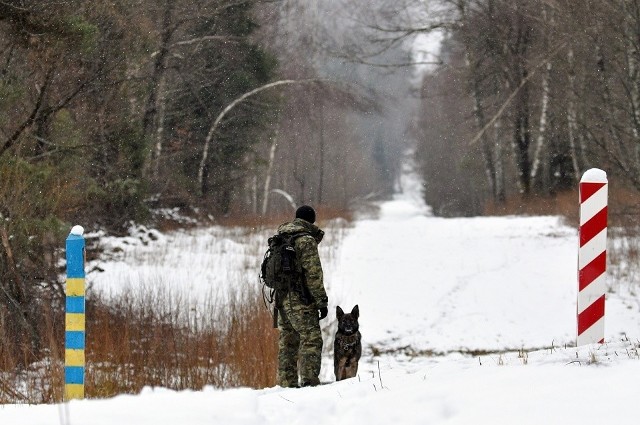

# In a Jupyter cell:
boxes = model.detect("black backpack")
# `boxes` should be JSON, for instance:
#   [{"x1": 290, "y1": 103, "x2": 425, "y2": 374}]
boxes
[{"x1": 260, "y1": 231, "x2": 309, "y2": 293}]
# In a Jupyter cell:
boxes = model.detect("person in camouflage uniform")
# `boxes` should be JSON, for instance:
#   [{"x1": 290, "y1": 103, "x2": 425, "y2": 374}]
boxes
[{"x1": 276, "y1": 205, "x2": 328, "y2": 388}]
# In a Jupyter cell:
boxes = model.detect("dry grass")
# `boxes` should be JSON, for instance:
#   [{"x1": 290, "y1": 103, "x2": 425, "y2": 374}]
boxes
[
  {"x1": 483, "y1": 184, "x2": 640, "y2": 229},
  {"x1": 607, "y1": 185, "x2": 640, "y2": 228},
  {"x1": 0, "y1": 284, "x2": 278, "y2": 403},
  {"x1": 0, "y1": 298, "x2": 65, "y2": 403},
  {"x1": 483, "y1": 189, "x2": 579, "y2": 223},
  {"x1": 86, "y1": 283, "x2": 277, "y2": 397}
]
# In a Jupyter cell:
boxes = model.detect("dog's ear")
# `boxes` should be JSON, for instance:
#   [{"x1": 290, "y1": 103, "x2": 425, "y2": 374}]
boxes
[
  {"x1": 336, "y1": 306, "x2": 344, "y2": 318},
  {"x1": 351, "y1": 305, "x2": 359, "y2": 319}
]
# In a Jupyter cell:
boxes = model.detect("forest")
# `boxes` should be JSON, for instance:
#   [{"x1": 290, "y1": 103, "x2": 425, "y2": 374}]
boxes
[
  {"x1": 415, "y1": 0, "x2": 640, "y2": 216},
  {"x1": 2, "y1": 0, "x2": 640, "y2": 401}
]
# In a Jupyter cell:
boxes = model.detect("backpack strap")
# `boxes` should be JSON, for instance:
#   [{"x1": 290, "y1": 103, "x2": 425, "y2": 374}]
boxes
[
  {"x1": 279, "y1": 230, "x2": 311, "y2": 242},
  {"x1": 278, "y1": 230, "x2": 313, "y2": 305}
]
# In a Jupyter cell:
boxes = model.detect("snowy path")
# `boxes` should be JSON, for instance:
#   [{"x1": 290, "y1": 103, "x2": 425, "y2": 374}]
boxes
[{"x1": 331, "y1": 200, "x2": 577, "y2": 354}]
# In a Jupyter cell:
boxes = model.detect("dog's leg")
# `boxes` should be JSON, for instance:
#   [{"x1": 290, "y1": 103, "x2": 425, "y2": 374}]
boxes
[
  {"x1": 335, "y1": 358, "x2": 347, "y2": 381},
  {"x1": 344, "y1": 361, "x2": 357, "y2": 379},
  {"x1": 333, "y1": 337, "x2": 339, "y2": 381}
]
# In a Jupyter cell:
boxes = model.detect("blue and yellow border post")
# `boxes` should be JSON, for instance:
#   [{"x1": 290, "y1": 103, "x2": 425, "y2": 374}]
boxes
[{"x1": 65, "y1": 227, "x2": 85, "y2": 400}]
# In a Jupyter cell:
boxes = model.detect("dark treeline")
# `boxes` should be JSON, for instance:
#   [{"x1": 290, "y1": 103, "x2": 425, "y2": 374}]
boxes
[
  {"x1": 0, "y1": 0, "x2": 411, "y2": 367},
  {"x1": 412, "y1": 0, "x2": 640, "y2": 215}
]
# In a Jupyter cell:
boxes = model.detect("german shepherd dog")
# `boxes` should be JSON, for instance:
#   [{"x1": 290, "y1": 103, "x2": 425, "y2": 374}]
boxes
[{"x1": 334, "y1": 305, "x2": 362, "y2": 381}]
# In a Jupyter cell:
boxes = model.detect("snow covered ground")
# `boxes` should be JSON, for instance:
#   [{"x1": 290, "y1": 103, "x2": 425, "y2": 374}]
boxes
[{"x1": 2, "y1": 169, "x2": 640, "y2": 424}]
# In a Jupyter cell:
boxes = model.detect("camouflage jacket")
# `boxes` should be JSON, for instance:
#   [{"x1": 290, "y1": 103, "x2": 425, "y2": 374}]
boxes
[{"x1": 277, "y1": 218, "x2": 328, "y2": 309}]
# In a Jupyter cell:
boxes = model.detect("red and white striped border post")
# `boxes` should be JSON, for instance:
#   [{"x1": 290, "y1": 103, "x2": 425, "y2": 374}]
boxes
[{"x1": 577, "y1": 168, "x2": 608, "y2": 346}]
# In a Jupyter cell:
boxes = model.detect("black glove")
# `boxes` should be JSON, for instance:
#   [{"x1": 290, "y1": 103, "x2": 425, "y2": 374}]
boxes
[{"x1": 318, "y1": 306, "x2": 328, "y2": 320}]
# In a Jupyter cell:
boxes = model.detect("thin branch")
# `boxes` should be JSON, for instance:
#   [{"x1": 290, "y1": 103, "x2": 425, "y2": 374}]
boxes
[
  {"x1": 270, "y1": 189, "x2": 296, "y2": 210},
  {"x1": 343, "y1": 58, "x2": 443, "y2": 69},
  {"x1": 197, "y1": 79, "x2": 331, "y2": 194},
  {"x1": 28, "y1": 144, "x2": 91, "y2": 162},
  {"x1": 0, "y1": 1, "x2": 30, "y2": 12},
  {"x1": 0, "y1": 66, "x2": 53, "y2": 158},
  {"x1": 0, "y1": 375, "x2": 27, "y2": 402},
  {"x1": 0, "y1": 225, "x2": 22, "y2": 290},
  {"x1": 366, "y1": 22, "x2": 449, "y2": 35},
  {"x1": 170, "y1": 35, "x2": 241, "y2": 48},
  {"x1": 150, "y1": 36, "x2": 242, "y2": 57}
]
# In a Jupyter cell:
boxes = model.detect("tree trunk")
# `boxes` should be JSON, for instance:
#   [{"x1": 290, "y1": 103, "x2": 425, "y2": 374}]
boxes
[
  {"x1": 151, "y1": 73, "x2": 167, "y2": 178},
  {"x1": 623, "y1": 0, "x2": 640, "y2": 161},
  {"x1": 142, "y1": 0, "x2": 175, "y2": 178},
  {"x1": 493, "y1": 117, "x2": 506, "y2": 203},
  {"x1": 511, "y1": 17, "x2": 532, "y2": 196},
  {"x1": 530, "y1": 60, "x2": 552, "y2": 189},
  {"x1": 250, "y1": 174, "x2": 258, "y2": 215},
  {"x1": 261, "y1": 134, "x2": 278, "y2": 215},
  {"x1": 512, "y1": 83, "x2": 532, "y2": 195},
  {"x1": 466, "y1": 52, "x2": 498, "y2": 202},
  {"x1": 566, "y1": 48, "x2": 581, "y2": 180},
  {"x1": 596, "y1": 34, "x2": 627, "y2": 157},
  {"x1": 317, "y1": 102, "x2": 325, "y2": 205}
]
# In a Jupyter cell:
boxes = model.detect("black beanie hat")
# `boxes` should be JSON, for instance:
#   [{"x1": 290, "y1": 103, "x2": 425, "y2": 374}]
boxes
[{"x1": 295, "y1": 205, "x2": 316, "y2": 223}]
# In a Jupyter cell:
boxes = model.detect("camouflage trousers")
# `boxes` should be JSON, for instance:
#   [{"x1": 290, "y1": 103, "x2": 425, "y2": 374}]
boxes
[{"x1": 277, "y1": 295, "x2": 323, "y2": 387}]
